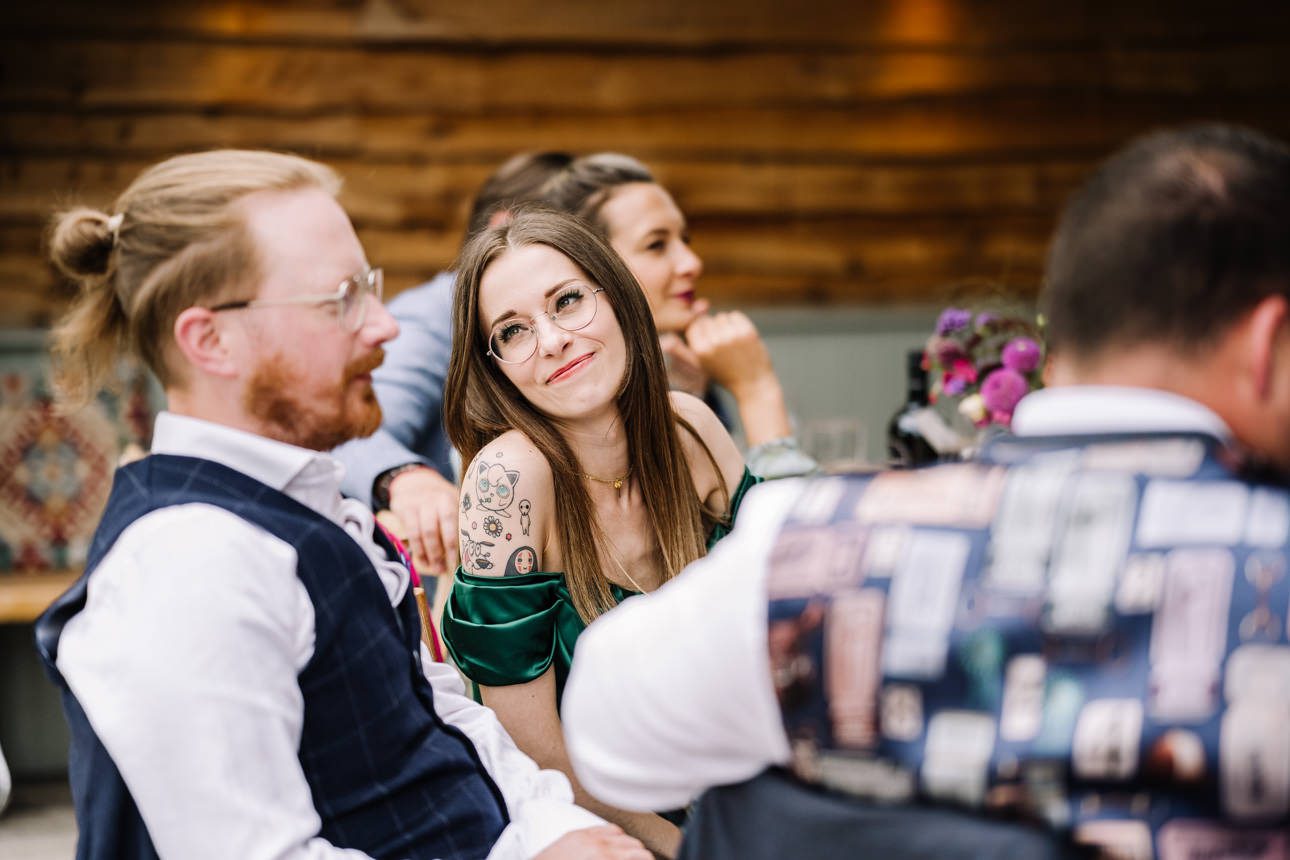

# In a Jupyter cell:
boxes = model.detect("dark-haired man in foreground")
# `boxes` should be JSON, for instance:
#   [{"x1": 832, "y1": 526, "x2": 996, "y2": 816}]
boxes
[{"x1": 564, "y1": 124, "x2": 1290, "y2": 859}]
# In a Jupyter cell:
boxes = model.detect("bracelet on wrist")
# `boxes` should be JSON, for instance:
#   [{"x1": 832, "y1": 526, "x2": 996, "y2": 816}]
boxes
[{"x1": 372, "y1": 462, "x2": 425, "y2": 509}]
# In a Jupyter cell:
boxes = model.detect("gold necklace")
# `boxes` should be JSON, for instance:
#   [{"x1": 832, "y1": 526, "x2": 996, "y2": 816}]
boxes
[{"x1": 582, "y1": 468, "x2": 630, "y2": 490}]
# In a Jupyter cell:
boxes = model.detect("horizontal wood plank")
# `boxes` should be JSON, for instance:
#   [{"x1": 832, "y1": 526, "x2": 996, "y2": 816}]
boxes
[
  {"x1": 4, "y1": 40, "x2": 1290, "y2": 114},
  {"x1": 7, "y1": 98, "x2": 1288, "y2": 168},
  {"x1": 6, "y1": 0, "x2": 1288, "y2": 49}
]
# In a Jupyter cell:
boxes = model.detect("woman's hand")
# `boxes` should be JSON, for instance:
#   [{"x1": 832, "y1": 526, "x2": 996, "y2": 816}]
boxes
[
  {"x1": 535, "y1": 825, "x2": 652, "y2": 859},
  {"x1": 659, "y1": 332, "x2": 709, "y2": 399},
  {"x1": 684, "y1": 311, "x2": 775, "y2": 398},
  {"x1": 386, "y1": 466, "x2": 460, "y2": 575},
  {"x1": 684, "y1": 312, "x2": 793, "y2": 446}
]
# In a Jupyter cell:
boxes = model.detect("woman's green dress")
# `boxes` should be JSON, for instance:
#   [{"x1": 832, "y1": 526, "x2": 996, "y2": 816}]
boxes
[{"x1": 442, "y1": 468, "x2": 762, "y2": 705}]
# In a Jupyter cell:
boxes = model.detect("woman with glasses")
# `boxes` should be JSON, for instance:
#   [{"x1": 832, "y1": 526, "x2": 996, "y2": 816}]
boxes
[
  {"x1": 538, "y1": 153, "x2": 817, "y2": 479},
  {"x1": 441, "y1": 207, "x2": 760, "y2": 858}
]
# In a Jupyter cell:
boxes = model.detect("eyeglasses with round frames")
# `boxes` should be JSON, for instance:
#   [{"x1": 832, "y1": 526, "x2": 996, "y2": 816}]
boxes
[
  {"x1": 486, "y1": 284, "x2": 606, "y2": 364},
  {"x1": 209, "y1": 266, "x2": 383, "y2": 333}
]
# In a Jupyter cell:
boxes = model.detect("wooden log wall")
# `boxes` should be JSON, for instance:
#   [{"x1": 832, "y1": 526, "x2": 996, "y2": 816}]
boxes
[{"x1": 3, "y1": 0, "x2": 1290, "y2": 326}]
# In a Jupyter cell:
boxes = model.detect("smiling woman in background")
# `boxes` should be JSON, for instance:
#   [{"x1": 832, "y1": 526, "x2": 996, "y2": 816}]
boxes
[
  {"x1": 539, "y1": 153, "x2": 817, "y2": 478},
  {"x1": 441, "y1": 207, "x2": 762, "y2": 858}
]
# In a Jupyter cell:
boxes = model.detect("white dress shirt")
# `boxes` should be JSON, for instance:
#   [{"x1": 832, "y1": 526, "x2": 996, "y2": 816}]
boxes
[
  {"x1": 58, "y1": 412, "x2": 602, "y2": 860},
  {"x1": 561, "y1": 385, "x2": 1234, "y2": 811}
]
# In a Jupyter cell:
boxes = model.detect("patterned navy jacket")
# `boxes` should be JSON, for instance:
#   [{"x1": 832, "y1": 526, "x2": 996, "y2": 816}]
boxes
[{"x1": 765, "y1": 432, "x2": 1290, "y2": 859}]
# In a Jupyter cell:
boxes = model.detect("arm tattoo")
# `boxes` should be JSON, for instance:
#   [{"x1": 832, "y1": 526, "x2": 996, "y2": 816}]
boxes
[
  {"x1": 504, "y1": 546, "x2": 538, "y2": 576},
  {"x1": 474, "y1": 459, "x2": 519, "y2": 518},
  {"x1": 460, "y1": 529, "x2": 496, "y2": 571}
]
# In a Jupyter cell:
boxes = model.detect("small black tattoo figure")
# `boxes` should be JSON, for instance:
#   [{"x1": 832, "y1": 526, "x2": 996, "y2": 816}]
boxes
[
  {"x1": 461, "y1": 494, "x2": 472, "y2": 513},
  {"x1": 504, "y1": 546, "x2": 538, "y2": 576},
  {"x1": 519, "y1": 499, "x2": 532, "y2": 536}
]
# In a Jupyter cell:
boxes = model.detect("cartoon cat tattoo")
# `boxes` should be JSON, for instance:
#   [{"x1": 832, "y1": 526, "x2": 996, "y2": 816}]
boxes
[{"x1": 475, "y1": 461, "x2": 519, "y2": 518}]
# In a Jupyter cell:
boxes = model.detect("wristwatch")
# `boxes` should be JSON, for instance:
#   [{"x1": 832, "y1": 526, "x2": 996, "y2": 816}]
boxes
[{"x1": 372, "y1": 462, "x2": 426, "y2": 509}]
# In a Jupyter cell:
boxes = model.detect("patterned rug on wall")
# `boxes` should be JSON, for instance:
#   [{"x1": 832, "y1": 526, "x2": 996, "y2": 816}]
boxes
[{"x1": 0, "y1": 340, "x2": 158, "y2": 573}]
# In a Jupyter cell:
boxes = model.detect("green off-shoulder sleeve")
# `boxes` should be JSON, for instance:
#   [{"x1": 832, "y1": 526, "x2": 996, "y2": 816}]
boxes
[
  {"x1": 443, "y1": 468, "x2": 759, "y2": 699},
  {"x1": 442, "y1": 568, "x2": 589, "y2": 695},
  {"x1": 707, "y1": 467, "x2": 763, "y2": 548}
]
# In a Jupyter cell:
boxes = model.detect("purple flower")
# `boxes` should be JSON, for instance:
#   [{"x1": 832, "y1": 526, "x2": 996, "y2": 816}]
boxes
[
  {"x1": 974, "y1": 311, "x2": 999, "y2": 328},
  {"x1": 935, "y1": 308, "x2": 972, "y2": 336},
  {"x1": 980, "y1": 368, "x2": 1029, "y2": 415},
  {"x1": 1001, "y1": 337, "x2": 1041, "y2": 373}
]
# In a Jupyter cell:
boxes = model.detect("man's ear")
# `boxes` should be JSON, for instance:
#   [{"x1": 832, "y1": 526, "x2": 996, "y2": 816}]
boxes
[
  {"x1": 1244, "y1": 294, "x2": 1290, "y2": 399},
  {"x1": 173, "y1": 307, "x2": 240, "y2": 379}
]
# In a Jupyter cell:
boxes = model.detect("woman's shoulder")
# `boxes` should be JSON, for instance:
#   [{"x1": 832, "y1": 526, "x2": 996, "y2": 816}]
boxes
[
  {"x1": 460, "y1": 430, "x2": 555, "y2": 577},
  {"x1": 667, "y1": 389, "x2": 714, "y2": 424},
  {"x1": 668, "y1": 390, "x2": 745, "y2": 499},
  {"x1": 468, "y1": 429, "x2": 554, "y2": 487}
]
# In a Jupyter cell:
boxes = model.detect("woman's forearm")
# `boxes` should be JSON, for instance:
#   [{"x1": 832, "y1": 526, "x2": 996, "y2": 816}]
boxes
[
  {"x1": 566, "y1": 780, "x2": 681, "y2": 859},
  {"x1": 728, "y1": 373, "x2": 793, "y2": 447}
]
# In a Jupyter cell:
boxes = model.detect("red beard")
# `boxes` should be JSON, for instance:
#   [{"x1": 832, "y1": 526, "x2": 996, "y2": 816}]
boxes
[{"x1": 243, "y1": 348, "x2": 385, "y2": 450}]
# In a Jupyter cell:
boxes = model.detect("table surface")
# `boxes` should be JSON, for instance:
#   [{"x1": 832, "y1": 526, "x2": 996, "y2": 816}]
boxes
[{"x1": 0, "y1": 572, "x2": 77, "y2": 624}]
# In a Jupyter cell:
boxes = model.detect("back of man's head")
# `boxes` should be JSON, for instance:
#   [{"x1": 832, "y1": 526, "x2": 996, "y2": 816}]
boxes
[
  {"x1": 48, "y1": 149, "x2": 339, "y2": 406},
  {"x1": 1043, "y1": 124, "x2": 1290, "y2": 363},
  {"x1": 462, "y1": 151, "x2": 574, "y2": 245}
]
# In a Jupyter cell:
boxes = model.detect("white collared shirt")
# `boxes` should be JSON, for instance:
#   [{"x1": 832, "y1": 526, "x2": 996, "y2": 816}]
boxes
[
  {"x1": 58, "y1": 412, "x2": 602, "y2": 859},
  {"x1": 561, "y1": 386, "x2": 1234, "y2": 811}
]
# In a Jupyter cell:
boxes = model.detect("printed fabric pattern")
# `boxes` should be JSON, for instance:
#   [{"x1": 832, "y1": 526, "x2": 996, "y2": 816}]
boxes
[{"x1": 767, "y1": 432, "x2": 1290, "y2": 859}]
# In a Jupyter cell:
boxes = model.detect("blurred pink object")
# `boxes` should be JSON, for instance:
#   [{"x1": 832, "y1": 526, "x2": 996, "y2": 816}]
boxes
[
  {"x1": 981, "y1": 368, "x2": 1029, "y2": 421},
  {"x1": 1001, "y1": 337, "x2": 1042, "y2": 373}
]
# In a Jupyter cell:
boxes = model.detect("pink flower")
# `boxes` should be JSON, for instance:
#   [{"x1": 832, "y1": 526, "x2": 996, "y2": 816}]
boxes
[
  {"x1": 980, "y1": 368, "x2": 1028, "y2": 415},
  {"x1": 941, "y1": 358, "x2": 978, "y2": 396},
  {"x1": 950, "y1": 358, "x2": 978, "y2": 383},
  {"x1": 1001, "y1": 337, "x2": 1041, "y2": 373}
]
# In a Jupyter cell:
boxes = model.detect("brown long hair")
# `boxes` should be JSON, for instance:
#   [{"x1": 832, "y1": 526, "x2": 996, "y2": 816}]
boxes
[
  {"x1": 537, "y1": 152, "x2": 654, "y2": 236},
  {"x1": 48, "y1": 150, "x2": 339, "y2": 406},
  {"x1": 446, "y1": 206, "x2": 724, "y2": 622}
]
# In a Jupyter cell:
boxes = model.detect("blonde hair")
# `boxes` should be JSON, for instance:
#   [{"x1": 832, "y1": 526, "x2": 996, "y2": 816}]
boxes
[{"x1": 48, "y1": 149, "x2": 340, "y2": 406}]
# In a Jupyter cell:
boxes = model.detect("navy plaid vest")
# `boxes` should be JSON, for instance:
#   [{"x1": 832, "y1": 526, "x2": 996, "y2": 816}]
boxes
[
  {"x1": 36, "y1": 454, "x2": 509, "y2": 859},
  {"x1": 751, "y1": 433, "x2": 1290, "y2": 859}
]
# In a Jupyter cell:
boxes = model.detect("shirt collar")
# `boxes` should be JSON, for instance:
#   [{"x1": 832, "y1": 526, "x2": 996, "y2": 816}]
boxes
[
  {"x1": 150, "y1": 412, "x2": 346, "y2": 517},
  {"x1": 1011, "y1": 386, "x2": 1233, "y2": 441}
]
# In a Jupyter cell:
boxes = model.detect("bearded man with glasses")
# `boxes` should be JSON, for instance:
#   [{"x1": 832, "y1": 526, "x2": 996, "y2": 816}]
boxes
[{"x1": 34, "y1": 150, "x2": 648, "y2": 860}]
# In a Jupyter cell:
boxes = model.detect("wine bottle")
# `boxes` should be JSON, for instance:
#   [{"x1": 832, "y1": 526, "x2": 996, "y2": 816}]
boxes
[{"x1": 887, "y1": 349, "x2": 939, "y2": 468}]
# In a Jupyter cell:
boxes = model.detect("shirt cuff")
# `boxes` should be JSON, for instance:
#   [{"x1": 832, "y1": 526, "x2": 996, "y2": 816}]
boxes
[{"x1": 486, "y1": 799, "x2": 605, "y2": 860}]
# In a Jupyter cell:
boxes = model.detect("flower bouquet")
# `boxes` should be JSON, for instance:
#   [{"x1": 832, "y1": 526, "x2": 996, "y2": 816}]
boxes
[{"x1": 922, "y1": 306, "x2": 1045, "y2": 449}]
